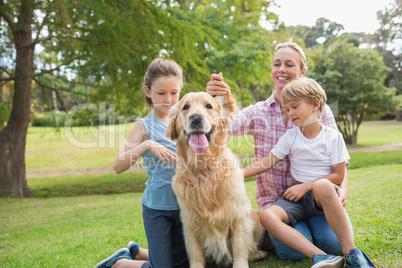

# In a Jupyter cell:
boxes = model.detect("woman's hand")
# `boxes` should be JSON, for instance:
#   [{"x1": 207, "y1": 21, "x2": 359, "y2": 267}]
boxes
[
  {"x1": 337, "y1": 186, "x2": 347, "y2": 207},
  {"x1": 206, "y1": 73, "x2": 230, "y2": 96},
  {"x1": 282, "y1": 183, "x2": 310, "y2": 202},
  {"x1": 148, "y1": 140, "x2": 178, "y2": 165}
]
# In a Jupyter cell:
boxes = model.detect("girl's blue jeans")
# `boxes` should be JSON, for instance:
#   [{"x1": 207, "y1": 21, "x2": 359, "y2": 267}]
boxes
[
  {"x1": 268, "y1": 210, "x2": 354, "y2": 260},
  {"x1": 141, "y1": 205, "x2": 189, "y2": 268}
]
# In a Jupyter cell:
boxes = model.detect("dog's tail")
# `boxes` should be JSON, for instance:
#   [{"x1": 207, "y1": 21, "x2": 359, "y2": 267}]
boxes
[{"x1": 249, "y1": 211, "x2": 272, "y2": 261}]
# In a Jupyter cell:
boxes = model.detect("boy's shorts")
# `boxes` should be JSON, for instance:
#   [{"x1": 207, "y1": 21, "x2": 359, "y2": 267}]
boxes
[{"x1": 272, "y1": 182, "x2": 338, "y2": 227}]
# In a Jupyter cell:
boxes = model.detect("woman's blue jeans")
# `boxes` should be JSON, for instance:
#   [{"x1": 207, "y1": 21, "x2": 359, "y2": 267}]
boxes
[{"x1": 268, "y1": 210, "x2": 354, "y2": 260}]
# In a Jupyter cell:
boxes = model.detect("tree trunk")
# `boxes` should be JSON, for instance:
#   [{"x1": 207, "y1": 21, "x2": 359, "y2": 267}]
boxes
[
  {"x1": 0, "y1": 85, "x2": 4, "y2": 130},
  {"x1": 0, "y1": 0, "x2": 34, "y2": 197}
]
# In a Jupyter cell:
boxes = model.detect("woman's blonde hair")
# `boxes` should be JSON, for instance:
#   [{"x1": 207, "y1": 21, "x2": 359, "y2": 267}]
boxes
[
  {"x1": 281, "y1": 77, "x2": 327, "y2": 114},
  {"x1": 274, "y1": 42, "x2": 308, "y2": 72}
]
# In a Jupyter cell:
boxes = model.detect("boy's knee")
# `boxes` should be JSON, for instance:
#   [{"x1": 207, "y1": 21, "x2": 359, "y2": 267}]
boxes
[
  {"x1": 313, "y1": 179, "x2": 335, "y2": 197},
  {"x1": 260, "y1": 206, "x2": 282, "y2": 229}
]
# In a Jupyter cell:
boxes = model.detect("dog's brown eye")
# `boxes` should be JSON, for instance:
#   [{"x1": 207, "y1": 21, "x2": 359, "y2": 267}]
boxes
[
  {"x1": 206, "y1": 104, "x2": 213, "y2": 109},
  {"x1": 182, "y1": 104, "x2": 189, "y2": 110}
]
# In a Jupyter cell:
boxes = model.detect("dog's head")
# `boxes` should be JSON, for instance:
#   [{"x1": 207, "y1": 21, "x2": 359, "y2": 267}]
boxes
[{"x1": 166, "y1": 92, "x2": 237, "y2": 156}]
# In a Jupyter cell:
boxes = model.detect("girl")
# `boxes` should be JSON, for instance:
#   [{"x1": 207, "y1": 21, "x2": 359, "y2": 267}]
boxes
[
  {"x1": 94, "y1": 58, "x2": 189, "y2": 268},
  {"x1": 206, "y1": 42, "x2": 354, "y2": 261}
]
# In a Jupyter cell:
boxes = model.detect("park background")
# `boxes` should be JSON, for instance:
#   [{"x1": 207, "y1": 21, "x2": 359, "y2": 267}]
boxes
[{"x1": 0, "y1": 0, "x2": 401, "y2": 267}]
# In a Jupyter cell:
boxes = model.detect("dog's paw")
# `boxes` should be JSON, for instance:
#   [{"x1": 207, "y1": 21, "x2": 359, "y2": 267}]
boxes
[{"x1": 249, "y1": 249, "x2": 268, "y2": 262}]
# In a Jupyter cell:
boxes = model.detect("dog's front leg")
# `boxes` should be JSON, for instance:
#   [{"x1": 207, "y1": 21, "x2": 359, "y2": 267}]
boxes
[
  {"x1": 231, "y1": 220, "x2": 252, "y2": 268},
  {"x1": 183, "y1": 224, "x2": 205, "y2": 268}
]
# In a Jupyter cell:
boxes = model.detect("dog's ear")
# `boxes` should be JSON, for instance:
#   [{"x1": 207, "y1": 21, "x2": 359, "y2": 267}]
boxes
[{"x1": 166, "y1": 104, "x2": 179, "y2": 141}]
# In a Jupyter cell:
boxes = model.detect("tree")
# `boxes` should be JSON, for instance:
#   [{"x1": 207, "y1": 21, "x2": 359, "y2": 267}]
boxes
[
  {"x1": 310, "y1": 40, "x2": 394, "y2": 145},
  {"x1": 366, "y1": 0, "x2": 402, "y2": 95},
  {"x1": 0, "y1": 0, "x2": 209, "y2": 197},
  {"x1": 287, "y1": 17, "x2": 344, "y2": 50},
  {"x1": 0, "y1": 0, "x2": 36, "y2": 197},
  {"x1": 199, "y1": 0, "x2": 277, "y2": 105},
  {"x1": 0, "y1": 0, "x2": 278, "y2": 197}
]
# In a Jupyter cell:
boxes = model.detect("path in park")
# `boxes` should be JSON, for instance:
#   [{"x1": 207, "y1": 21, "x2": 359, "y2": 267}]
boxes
[{"x1": 27, "y1": 143, "x2": 402, "y2": 178}]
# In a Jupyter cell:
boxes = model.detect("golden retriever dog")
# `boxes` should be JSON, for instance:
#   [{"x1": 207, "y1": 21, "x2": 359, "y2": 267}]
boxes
[{"x1": 166, "y1": 92, "x2": 268, "y2": 268}]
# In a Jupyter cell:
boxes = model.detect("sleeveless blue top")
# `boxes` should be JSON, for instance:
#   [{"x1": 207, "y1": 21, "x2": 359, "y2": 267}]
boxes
[{"x1": 139, "y1": 113, "x2": 179, "y2": 210}]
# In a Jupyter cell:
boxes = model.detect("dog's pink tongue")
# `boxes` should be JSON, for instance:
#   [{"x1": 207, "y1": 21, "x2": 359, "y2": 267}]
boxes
[{"x1": 188, "y1": 133, "x2": 208, "y2": 155}]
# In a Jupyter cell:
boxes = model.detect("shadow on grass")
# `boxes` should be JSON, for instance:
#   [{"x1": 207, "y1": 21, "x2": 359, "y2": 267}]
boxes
[
  {"x1": 29, "y1": 172, "x2": 149, "y2": 198},
  {"x1": 28, "y1": 151, "x2": 402, "y2": 198}
]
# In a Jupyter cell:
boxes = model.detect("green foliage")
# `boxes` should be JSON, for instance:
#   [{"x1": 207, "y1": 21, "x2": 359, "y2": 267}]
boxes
[
  {"x1": 363, "y1": 0, "x2": 401, "y2": 96},
  {"x1": 1, "y1": 0, "x2": 280, "y2": 120},
  {"x1": 31, "y1": 111, "x2": 67, "y2": 127},
  {"x1": 287, "y1": 17, "x2": 344, "y2": 49},
  {"x1": 310, "y1": 40, "x2": 394, "y2": 144},
  {"x1": 31, "y1": 109, "x2": 103, "y2": 127},
  {"x1": 369, "y1": 0, "x2": 401, "y2": 48}
]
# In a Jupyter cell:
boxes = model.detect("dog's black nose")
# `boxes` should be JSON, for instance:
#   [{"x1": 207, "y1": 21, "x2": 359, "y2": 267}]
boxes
[{"x1": 189, "y1": 113, "x2": 203, "y2": 129}]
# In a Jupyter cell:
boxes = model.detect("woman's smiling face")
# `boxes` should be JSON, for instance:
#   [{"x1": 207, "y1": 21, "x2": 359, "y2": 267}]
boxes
[{"x1": 271, "y1": 47, "x2": 307, "y2": 96}]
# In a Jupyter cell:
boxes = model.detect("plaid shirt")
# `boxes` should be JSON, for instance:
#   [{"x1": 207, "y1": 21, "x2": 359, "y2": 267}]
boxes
[{"x1": 230, "y1": 92, "x2": 337, "y2": 212}]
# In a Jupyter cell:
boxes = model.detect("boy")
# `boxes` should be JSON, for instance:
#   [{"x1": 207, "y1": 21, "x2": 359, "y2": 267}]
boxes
[{"x1": 243, "y1": 77, "x2": 376, "y2": 268}]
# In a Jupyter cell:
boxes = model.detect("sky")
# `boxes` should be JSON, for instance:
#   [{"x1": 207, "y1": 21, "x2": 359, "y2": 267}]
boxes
[{"x1": 269, "y1": 0, "x2": 394, "y2": 34}]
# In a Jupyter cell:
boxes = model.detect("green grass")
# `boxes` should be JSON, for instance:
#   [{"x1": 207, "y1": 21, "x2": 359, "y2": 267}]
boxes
[
  {"x1": 345, "y1": 165, "x2": 402, "y2": 267},
  {"x1": 0, "y1": 193, "x2": 147, "y2": 267},
  {"x1": 1, "y1": 120, "x2": 400, "y2": 267},
  {"x1": 26, "y1": 124, "x2": 131, "y2": 173},
  {"x1": 348, "y1": 150, "x2": 402, "y2": 169},
  {"x1": 24, "y1": 150, "x2": 402, "y2": 198},
  {"x1": 1, "y1": 165, "x2": 401, "y2": 267},
  {"x1": 26, "y1": 120, "x2": 402, "y2": 174},
  {"x1": 354, "y1": 120, "x2": 402, "y2": 147}
]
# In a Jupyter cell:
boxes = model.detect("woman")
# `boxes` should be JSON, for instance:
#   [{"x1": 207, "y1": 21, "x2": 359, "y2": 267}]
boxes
[{"x1": 206, "y1": 42, "x2": 353, "y2": 261}]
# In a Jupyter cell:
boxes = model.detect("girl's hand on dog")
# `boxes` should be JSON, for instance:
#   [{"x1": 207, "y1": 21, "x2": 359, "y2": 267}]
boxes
[
  {"x1": 206, "y1": 73, "x2": 230, "y2": 96},
  {"x1": 148, "y1": 140, "x2": 178, "y2": 165}
]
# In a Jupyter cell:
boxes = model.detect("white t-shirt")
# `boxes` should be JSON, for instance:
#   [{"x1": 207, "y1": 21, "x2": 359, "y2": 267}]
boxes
[{"x1": 271, "y1": 124, "x2": 350, "y2": 183}]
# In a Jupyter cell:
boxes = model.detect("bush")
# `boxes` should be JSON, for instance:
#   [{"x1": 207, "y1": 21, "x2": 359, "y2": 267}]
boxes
[
  {"x1": 32, "y1": 109, "x2": 108, "y2": 127},
  {"x1": 44, "y1": 111, "x2": 67, "y2": 127},
  {"x1": 31, "y1": 113, "x2": 46, "y2": 126}
]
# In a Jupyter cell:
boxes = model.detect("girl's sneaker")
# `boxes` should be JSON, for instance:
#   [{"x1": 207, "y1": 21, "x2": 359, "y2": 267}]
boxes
[
  {"x1": 94, "y1": 248, "x2": 131, "y2": 268},
  {"x1": 126, "y1": 241, "x2": 141, "y2": 260},
  {"x1": 312, "y1": 254, "x2": 344, "y2": 268},
  {"x1": 345, "y1": 248, "x2": 376, "y2": 268}
]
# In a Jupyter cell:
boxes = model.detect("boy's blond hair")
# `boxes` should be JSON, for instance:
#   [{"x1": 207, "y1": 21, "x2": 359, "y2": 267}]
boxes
[{"x1": 281, "y1": 77, "x2": 327, "y2": 114}]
